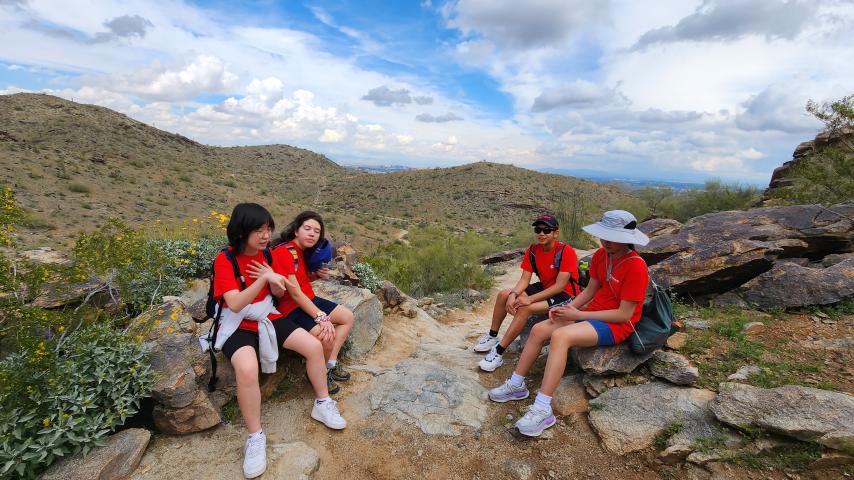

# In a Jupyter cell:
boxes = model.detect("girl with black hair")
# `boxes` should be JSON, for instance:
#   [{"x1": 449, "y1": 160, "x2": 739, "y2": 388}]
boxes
[
  {"x1": 212, "y1": 204, "x2": 346, "y2": 479},
  {"x1": 271, "y1": 211, "x2": 355, "y2": 395}
]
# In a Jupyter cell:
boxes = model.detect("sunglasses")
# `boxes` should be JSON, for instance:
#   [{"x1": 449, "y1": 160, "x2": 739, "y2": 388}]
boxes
[{"x1": 533, "y1": 227, "x2": 554, "y2": 234}]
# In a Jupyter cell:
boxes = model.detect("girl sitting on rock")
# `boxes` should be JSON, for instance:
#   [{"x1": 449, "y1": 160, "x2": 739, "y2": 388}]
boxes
[
  {"x1": 272, "y1": 211, "x2": 355, "y2": 396},
  {"x1": 211, "y1": 203, "x2": 346, "y2": 479},
  {"x1": 488, "y1": 210, "x2": 649, "y2": 437}
]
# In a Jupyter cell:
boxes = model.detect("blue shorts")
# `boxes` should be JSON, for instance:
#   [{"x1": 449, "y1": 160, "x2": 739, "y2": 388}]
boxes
[
  {"x1": 286, "y1": 296, "x2": 340, "y2": 332},
  {"x1": 575, "y1": 319, "x2": 615, "y2": 346}
]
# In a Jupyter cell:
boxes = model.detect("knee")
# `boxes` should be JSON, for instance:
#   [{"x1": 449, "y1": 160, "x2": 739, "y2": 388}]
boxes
[
  {"x1": 551, "y1": 329, "x2": 573, "y2": 348},
  {"x1": 233, "y1": 362, "x2": 258, "y2": 384},
  {"x1": 497, "y1": 289, "x2": 511, "y2": 303},
  {"x1": 306, "y1": 337, "x2": 324, "y2": 358},
  {"x1": 531, "y1": 322, "x2": 548, "y2": 339},
  {"x1": 339, "y1": 309, "x2": 354, "y2": 326}
]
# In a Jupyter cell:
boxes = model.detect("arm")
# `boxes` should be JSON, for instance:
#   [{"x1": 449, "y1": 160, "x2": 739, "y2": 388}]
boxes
[
  {"x1": 505, "y1": 270, "x2": 533, "y2": 314},
  {"x1": 518, "y1": 271, "x2": 571, "y2": 305},
  {"x1": 558, "y1": 299, "x2": 638, "y2": 324},
  {"x1": 221, "y1": 271, "x2": 276, "y2": 312},
  {"x1": 283, "y1": 274, "x2": 325, "y2": 318}
]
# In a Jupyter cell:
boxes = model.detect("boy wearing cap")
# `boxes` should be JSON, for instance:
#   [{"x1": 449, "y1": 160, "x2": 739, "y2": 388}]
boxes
[
  {"x1": 474, "y1": 214, "x2": 580, "y2": 372},
  {"x1": 488, "y1": 210, "x2": 650, "y2": 437}
]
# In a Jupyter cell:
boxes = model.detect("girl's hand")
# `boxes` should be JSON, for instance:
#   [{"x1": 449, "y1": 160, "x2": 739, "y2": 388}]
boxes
[
  {"x1": 315, "y1": 320, "x2": 335, "y2": 342},
  {"x1": 549, "y1": 305, "x2": 578, "y2": 322},
  {"x1": 315, "y1": 267, "x2": 331, "y2": 279},
  {"x1": 246, "y1": 260, "x2": 274, "y2": 280},
  {"x1": 513, "y1": 295, "x2": 531, "y2": 309}
]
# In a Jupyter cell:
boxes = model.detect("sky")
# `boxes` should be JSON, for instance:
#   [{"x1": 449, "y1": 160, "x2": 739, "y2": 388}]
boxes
[{"x1": 1, "y1": 0, "x2": 853, "y2": 184}]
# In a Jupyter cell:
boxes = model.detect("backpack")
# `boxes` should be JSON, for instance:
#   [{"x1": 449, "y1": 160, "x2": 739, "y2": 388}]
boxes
[
  {"x1": 528, "y1": 242, "x2": 580, "y2": 296},
  {"x1": 578, "y1": 259, "x2": 591, "y2": 288},
  {"x1": 201, "y1": 246, "x2": 274, "y2": 392},
  {"x1": 606, "y1": 254, "x2": 675, "y2": 354}
]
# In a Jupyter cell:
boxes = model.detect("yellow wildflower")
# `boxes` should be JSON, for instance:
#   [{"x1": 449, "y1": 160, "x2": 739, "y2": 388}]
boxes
[
  {"x1": 170, "y1": 312, "x2": 177, "y2": 321},
  {"x1": 166, "y1": 327, "x2": 174, "y2": 334},
  {"x1": 42, "y1": 418, "x2": 50, "y2": 427}
]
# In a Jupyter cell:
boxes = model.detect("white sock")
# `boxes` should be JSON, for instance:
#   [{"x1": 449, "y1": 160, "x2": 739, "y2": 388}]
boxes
[
  {"x1": 248, "y1": 429, "x2": 264, "y2": 440},
  {"x1": 534, "y1": 392, "x2": 552, "y2": 411},
  {"x1": 509, "y1": 373, "x2": 525, "y2": 388},
  {"x1": 315, "y1": 396, "x2": 331, "y2": 405},
  {"x1": 326, "y1": 359, "x2": 337, "y2": 369}
]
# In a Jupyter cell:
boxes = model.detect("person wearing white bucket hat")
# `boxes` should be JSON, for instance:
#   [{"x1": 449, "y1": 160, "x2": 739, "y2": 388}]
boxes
[{"x1": 488, "y1": 210, "x2": 649, "y2": 438}]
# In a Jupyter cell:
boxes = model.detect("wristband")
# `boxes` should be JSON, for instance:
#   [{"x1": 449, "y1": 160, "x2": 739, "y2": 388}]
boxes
[
  {"x1": 314, "y1": 315, "x2": 330, "y2": 324},
  {"x1": 314, "y1": 311, "x2": 327, "y2": 319}
]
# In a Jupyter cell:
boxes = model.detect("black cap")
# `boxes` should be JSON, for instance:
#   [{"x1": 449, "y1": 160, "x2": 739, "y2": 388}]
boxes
[{"x1": 532, "y1": 214, "x2": 559, "y2": 229}]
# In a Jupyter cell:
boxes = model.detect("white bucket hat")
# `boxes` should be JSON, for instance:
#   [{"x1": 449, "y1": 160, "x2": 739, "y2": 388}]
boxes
[{"x1": 582, "y1": 210, "x2": 650, "y2": 246}]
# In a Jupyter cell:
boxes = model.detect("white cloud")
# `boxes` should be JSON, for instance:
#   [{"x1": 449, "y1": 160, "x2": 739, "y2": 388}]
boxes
[{"x1": 104, "y1": 55, "x2": 239, "y2": 101}]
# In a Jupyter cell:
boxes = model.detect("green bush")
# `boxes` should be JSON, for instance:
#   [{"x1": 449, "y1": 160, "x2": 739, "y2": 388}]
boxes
[
  {"x1": 352, "y1": 262, "x2": 380, "y2": 291},
  {"x1": 66, "y1": 182, "x2": 90, "y2": 194},
  {"x1": 0, "y1": 323, "x2": 154, "y2": 478},
  {"x1": 366, "y1": 226, "x2": 495, "y2": 297},
  {"x1": 648, "y1": 180, "x2": 761, "y2": 222}
]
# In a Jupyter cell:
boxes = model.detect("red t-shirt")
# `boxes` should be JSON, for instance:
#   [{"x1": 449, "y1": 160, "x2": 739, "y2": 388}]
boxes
[
  {"x1": 583, "y1": 248, "x2": 649, "y2": 343},
  {"x1": 520, "y1": 242, "x2": 580, "y2": 296},
  {"x1": 213, "y1": 248, "x2": 284, "y2": 332},
  {"x1": 271, "y1": 241, "x2": 315, "y2": 316}
]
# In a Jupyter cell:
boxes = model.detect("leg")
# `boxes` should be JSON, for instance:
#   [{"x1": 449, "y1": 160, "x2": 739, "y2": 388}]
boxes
[
  {"x1": 231, "y1": 346, "x2": 262, "y2": 433},
  {"x1": 514, "y1": 319, "x2": 565, "y2": 376},
  {"x1": 327, "y1": 305, "x2": 354, "y2": 362},
  {"x1": 490, "y1": 289, "x2": 512, "y2": 331},
  {"x1": 539, "y1": 322, "x2": 599, "y2": 396},
  {"x1": 282, "y1": 328, "x2": 329, "y2": 398},
  {"x1": 498, "y1": 300, "x2": 550, "y2": 349}
]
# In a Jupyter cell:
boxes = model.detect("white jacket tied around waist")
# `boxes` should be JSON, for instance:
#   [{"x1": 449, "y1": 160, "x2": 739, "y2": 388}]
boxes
[{"x1": 198, "y1": 295, "x2": 281, "y2": 374}]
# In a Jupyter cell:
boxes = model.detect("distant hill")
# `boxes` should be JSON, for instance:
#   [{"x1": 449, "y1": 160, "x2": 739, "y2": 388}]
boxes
[{"x1": 1, "y1": 93, "x2": 635, "y2": 252}]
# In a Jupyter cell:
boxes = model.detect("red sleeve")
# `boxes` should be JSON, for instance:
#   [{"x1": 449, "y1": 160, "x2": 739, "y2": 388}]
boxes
[
  {"x1": 619, "y1": 260, "x2": 649, "y2": 302},
  {"x1": 272, "y1": 247, "x2": 295, "y2": 276},
  {"x1": 589, "y1": 248, "x2": 605, "y2": 282},
  {"x1": 558, "y1": 245, "x2": 578, "y2": 275},
  {"x1": 520, "y1": 246, "x2": 533, "y2": 272},
  {"x1": 213, "y1": 252, "x2": 240, "y2": 300}
]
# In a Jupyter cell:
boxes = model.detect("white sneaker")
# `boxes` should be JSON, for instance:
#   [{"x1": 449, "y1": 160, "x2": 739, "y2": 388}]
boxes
[
  {"x1": 478, "y1": 347, "x2": 504, "y2": 372},
  {"x1": 243, "y1": 432, "x2": 267, "y2": 479},
  {"x1": 473, "y1": 333, "x2": 499, "y2": 352},
  {"x1": 488, "y1": 381, "x2": 530, "y2": 403},
  {"x1": 311, "y1": 399, "x2": 347, "y2": 430},
  {"x1": 514, "y1": 404, "x2": 556, "y2": 437}
]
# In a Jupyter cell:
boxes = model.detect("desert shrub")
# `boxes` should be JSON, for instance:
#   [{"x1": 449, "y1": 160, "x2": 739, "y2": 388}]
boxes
[
  {"x1": 366, "y1": 226, "x2": 495, "y2": 297},
  {"x1": 352, "y1": 262, "x2": 380, "y2": 291},
  {"x1": 0, "y1": 323, "x2": 154, "y2": 478},
  {"x1": 66, "y1": 182, "x2": 90, "y2": 194},
  {"x1": 552, "y1": 190, "x2": 598, "y2": 249},
  {"x1": 150, "y1": 234, "x2": 226, "y2": 280},
  {"x1": 1, "y1": 186, "x2": 25, "y2": 246},
  {"x1": 654, "y1": 180, "x2": 761, "y2": 222},
  {"x1": 770, "y1": 146, "x2": 853, "y2": 205}
]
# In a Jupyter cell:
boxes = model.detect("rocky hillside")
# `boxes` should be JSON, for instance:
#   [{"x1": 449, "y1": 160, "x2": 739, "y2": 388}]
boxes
[{"x1": 1, "y1": 93, "x2": 633, "y2": 251}]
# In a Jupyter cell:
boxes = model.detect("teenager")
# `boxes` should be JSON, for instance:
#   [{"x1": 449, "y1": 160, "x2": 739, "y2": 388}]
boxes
[
  {"x1": 209, "y1": 204, "x2": 346, "y2": 478},
  {"x1": 488, "y1": 210, "x2": 649, "y2": 437},
  {"x1": 272, "y1": 211, "x2": 355, "y2": 395},
  {"x1": 474, "y1": 213, "x2": 580, "y2": 372}
]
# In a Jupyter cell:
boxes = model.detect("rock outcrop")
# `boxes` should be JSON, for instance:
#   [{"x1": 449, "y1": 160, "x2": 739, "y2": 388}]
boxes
[
  {"x1": 637, "y1": 201, "x2": 853, "y2": 303},
  {"x1": 40, "y1": 428, "x2": 151, "y2": 480},
  {"x1": 588, "y1": 382, "x2": 724, "y2": 455},
  {"x1": 571, "y1": 343, "x2": 657, "y2": 375},
  {"x1": 710, "y1": 382, "x2": 854, "y2": 451}
]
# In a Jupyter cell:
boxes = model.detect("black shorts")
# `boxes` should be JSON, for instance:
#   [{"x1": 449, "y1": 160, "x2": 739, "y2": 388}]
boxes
[
  {"x1": 221, "y1": 317, "x2": 301, "y2": 360},
  {"x1": 285, "y1": 296, "x2": 340, "y2": 331},
  {"x1": 524, "y1": 282, "x2": 572, "y2": 307}
]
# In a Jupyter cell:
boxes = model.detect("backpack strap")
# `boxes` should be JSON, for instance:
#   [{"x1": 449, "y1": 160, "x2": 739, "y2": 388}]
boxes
[
  {"x1": 528, "y1": 245, "x2": 539, "y2": 278},
  {"x1": 223, "y1": 248, "x2": 246, "y2": 290}
]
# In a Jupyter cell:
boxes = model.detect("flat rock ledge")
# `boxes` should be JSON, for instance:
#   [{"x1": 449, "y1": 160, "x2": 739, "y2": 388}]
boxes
[
  {"x1": 346, "y1": 359, "x2": 488, "y2": 436},
  {"x1": 710, "y1": 382, "x2": 854, "y2": 451},
  {"x1": 588, "y1": 382, "x2": 723, "y2": 455}
]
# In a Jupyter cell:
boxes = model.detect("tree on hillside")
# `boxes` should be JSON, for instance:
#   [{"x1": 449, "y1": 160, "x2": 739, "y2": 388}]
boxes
[
  {"x1": 636, "y1": 186, "x2": 674, "y2": 217},
  {"x1": 771, "y1": 94, "x2": 854, "y2": 206}
]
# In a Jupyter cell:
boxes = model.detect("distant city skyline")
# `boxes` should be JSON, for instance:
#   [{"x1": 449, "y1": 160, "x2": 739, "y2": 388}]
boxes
[{"x1": 2, "y1": 0, "x2": 852, "y2": 183}]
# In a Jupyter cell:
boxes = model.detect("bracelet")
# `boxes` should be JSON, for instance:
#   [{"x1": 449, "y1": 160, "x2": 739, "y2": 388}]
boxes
[
  {"x1": 314, "y1": 315, "x2": 330, "y2": 324},
  {"x1": 314, "y1": 311, "x2": 327, "y2": 319}
]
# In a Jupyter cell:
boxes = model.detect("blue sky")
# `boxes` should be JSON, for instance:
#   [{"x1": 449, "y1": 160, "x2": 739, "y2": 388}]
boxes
[{"x1": 2, "y1": 0, "x2": 853, "y2": 184}]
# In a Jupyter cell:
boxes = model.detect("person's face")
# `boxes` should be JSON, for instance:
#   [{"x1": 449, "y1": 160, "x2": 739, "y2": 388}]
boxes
[
  {"x1": 295, "y1": 219, "x2": 322, "y2": 248},
  {"x1": 246, "y1": 224, "x2": 272, "y2": 252},
  {"x1": 600, "y1": 238, "x2": 629, "y2": 255},
  {"x1": 533, "y1": 223, "x2": 558, "y2": 245}
]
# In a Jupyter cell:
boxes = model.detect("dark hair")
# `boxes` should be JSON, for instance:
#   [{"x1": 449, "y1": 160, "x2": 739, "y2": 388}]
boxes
[
  {"x1": 226, "y1": 203, "x2": 275, "y2": 254},
  {"x1": 276, "y1": 211, "x2": 325, "y2": 258}
]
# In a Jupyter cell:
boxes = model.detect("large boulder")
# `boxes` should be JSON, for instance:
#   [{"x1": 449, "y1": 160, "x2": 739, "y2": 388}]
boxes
[
  {"x1": 710, "y1": 382, "x2": 854, "y2": 450},
  {"x1": 480, "y1": 248, "x2": 525, "y2": 264},
  {"x1": 638, "y1": 201, "x2": 853, "y2": 299},
  {"x1": 266, "y1": 441, "x2": 320, "y2": 479},
  {"x1": 39, "y1": 428, "x2": 151, "y2": 480},
  {"x1": 30, "y1": 276, "x2": 107, "y2": 309},
  {"x1": 152, "y1": 390, "x2": 221, "y2": 435},
  {"x1": 588, "y1": 382, "x2": 724, "y2": 455},
  {"x1": 571, "y1": 343, "x2": 656, "y2": 375},
  {"x1": 713, "y1": 258, "x2": 854, "y2": 309},
  {"x1": 346, "y1": 358, "x2": 487, "y2": 436},
  {"x1": 313, "y1": 280, "x2": 383, "y2": 358},
  {"x1": 763, "y1": 126, "x2": 854, "y2": 199}
]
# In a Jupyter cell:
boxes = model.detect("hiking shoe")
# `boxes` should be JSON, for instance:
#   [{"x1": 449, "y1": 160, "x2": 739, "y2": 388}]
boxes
[
  {"x1": 473, "y1": 333, "x2": 499, "y2": 352},
  {"x1": 514, "y1": 404, "x2": 556, "y2": 437},
  {"x1": 328, "y1": 363, "x2": 351, "y2": 382},
  {"x1": 489, "y1": 381, "x2": 530, "y2": 403},
  {"x1": 243, "y1": 432, "x2": 267, "y2": 478},
  {"x1": 327, "y1": 371, "x2": 341, "y2": 395},
  {"x1": 311, "y1": 399, "x2": 347, "y2": 430},
  {"x1": 478, "y1": 346, "x2": 503, "y2": 372}
]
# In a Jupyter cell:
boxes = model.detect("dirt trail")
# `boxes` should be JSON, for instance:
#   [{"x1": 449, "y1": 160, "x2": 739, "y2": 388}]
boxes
[{"x1": 130, "y1": 255, "x2": 733, "y2": 480}]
